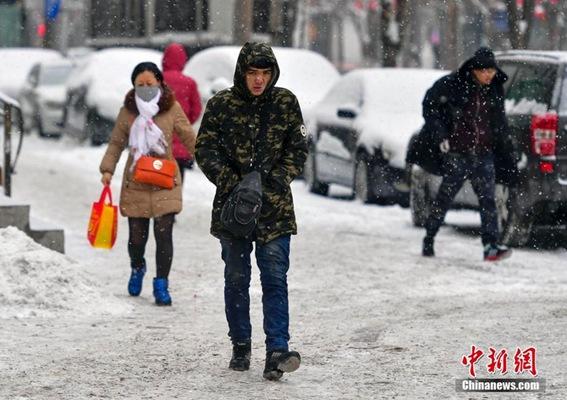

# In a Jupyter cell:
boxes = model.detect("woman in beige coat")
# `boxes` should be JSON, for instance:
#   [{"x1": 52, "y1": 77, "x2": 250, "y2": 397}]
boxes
[{"x1": 100, "y1": 62, "x2": 196, "y2": 306}]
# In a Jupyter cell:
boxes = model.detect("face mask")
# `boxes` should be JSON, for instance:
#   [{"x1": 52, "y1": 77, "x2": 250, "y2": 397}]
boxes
[{"x1": 135, "y1": 85, "x2": 160, "y2": 102}]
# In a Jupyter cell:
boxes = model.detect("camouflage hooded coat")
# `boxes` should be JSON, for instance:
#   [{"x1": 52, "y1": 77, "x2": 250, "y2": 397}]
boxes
[{"x1": 195, "y1": 42, "x2": 308, "y2": 244}]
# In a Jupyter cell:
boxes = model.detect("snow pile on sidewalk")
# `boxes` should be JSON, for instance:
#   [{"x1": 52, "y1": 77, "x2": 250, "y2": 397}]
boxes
[{"x1": 0, "y1": 227, "x2": 131, "y2": 319}]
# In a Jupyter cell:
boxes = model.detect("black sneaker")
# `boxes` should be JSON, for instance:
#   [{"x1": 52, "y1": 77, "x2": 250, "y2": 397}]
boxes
[
  {"x1": 229, "y1": 342, "x2": 251, "y2": 371},
  {"x1": 422, "y1": 236, "x2": 435, "y2": 257},
  {"x1": 484, "y1": 244, "x2": 512, "y2": 261},
  {"x1": 263, "y1": 350, "x2": 301, "y2": 381}
]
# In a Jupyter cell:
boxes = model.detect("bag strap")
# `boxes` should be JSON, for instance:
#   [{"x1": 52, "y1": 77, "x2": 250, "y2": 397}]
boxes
[{"x1": 99, "y1": 185, "x2": 113, "y2": 205}]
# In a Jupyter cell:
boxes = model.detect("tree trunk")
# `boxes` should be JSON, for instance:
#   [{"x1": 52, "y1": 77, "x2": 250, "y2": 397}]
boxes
[
  {"x1": 273, "y1": 0, "x2": 298, "y2": 47},
  {"x1": 441, "y1": 0, "x2": 459, "y2": 70},
  {"x1": 234, "y1": 0, "x2": 254, "y2": 43},
  {"x1": 366, "y1": 3, "x2": 380, "y2": 66},
  {"x1": 547, "y1": 1, "x2": 562, "y2": 50},
  {"x1": 506, "y1": 0, "x2": 534, "y2": 49},
  {"x1": 380, "y1": 0, "x2": 409, "y2": 67}
]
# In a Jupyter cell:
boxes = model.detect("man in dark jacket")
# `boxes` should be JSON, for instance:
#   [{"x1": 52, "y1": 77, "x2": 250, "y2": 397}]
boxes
[
  {"x1": 195, "y1": 43, "x2": 307, "y2": 380},
  {"x1": 162, "y1": 43, "x2": 202, "y2": 181},
  {"x1": 421, "y1": 47, "x2": 515, "y2": 261}
]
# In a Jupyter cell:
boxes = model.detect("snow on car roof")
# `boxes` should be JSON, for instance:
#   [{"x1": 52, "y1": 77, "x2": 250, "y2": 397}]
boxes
[
  {"x1": 185, "y1": 45, "x2": 340, "y2": 111},
  {"x1": 352, "y1": 68, "x2": 449, "y2": 169},
  {"x1": 496, "y1": 50, "x2": 567, "y2": 64},
  {"x1": 357, "y1": 68, "x2": 448, "y2": 114},
  {"x1": 66, "y1": 47, "x2": 163, "y2": 121},
  {"x1": 0, "y1": 48, "x2": 63, "y2": 98},
  {"x1": 40, "y1": 58, "x2": 75, "y2": 69}
]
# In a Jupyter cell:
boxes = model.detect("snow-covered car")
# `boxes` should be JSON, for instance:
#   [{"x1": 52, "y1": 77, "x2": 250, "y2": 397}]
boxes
[
  {"x1": 304, "y1": 68, "x2": 448, "y2": 206},
  {"x1": 19, "y1": 59, "x2": 75, "y2": 138},
  {"x1": 0, "y1": 48, "x2": 63, "y2": 100},
  {"x1": 183, "y1": 46, "x2": 340, "y2": 118},
  {"x1": 62, "y1": 47, "x2": 163, "y2": 145}
]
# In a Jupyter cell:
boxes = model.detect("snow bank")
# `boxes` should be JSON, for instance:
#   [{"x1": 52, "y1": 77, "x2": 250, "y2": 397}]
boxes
[{"x1": 0, "y1": 227, "x2": 131, "y2": 319}]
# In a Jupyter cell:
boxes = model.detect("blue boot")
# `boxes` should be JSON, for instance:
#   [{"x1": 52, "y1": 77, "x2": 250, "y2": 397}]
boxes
[
  {"x1": 153, "y1": 278, "x2": 172, "y2": 306},
  {"x1": 127, "y1": 263, "x2": 146, "y2": 297}
]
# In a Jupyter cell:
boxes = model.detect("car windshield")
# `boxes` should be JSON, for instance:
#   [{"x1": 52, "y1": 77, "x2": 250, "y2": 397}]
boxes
[{"x1": 39, "y1": 65, "x2": 73, "y2": 86}]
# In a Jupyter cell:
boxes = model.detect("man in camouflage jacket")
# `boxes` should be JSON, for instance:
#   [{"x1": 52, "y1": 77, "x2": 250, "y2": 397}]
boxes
[{"x1": 195, "y1": 42, "x2": 307, "y2": 380}]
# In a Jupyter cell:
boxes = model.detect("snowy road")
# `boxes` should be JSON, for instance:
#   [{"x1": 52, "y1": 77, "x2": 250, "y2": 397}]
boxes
[{"x1": 1, "y1": 136, "x2": 566, "y2": 399}]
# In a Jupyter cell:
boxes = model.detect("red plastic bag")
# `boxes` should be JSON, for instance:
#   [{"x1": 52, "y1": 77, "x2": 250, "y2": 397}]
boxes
[{"x1": 87, "y1": 185, "x2": 118, "y2": 249}]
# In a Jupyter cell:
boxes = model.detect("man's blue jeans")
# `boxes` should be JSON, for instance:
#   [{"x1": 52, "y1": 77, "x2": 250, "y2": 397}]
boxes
[
  {"x1": 220, "y1": 235, "x2": 291, "y2": 352},
  {"x1": 425, "y1": 153, "x2": 499, "y2": 246}
]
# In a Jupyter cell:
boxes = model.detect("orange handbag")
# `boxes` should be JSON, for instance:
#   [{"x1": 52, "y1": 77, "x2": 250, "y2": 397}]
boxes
[
  {"x1": 133, "y1": 155, "x2": 176, "y2": 189},
  {"x1": 87, "y1": 185, "x2": 118, "y2": 249}
]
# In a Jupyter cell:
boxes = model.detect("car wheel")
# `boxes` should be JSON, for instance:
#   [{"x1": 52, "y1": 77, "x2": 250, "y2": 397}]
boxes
[
  {"x1": 304, "y1": 147, "x2": 329, "y2": 196},
  {"x1": 35, "y1": 115, "x2": 47, "y2": 138},
  {"x1": 496, "y1": 185, "x2": 532, "y2": 247},
  {"x1": 87, "y1": 110, "x2": 108, "y2": 146},
  {"x1": 354, "y1": 153, "x2": 377, "y2": 203},
  {"x1": 410, "y1": 164, "x2": 431, "y2": 227}
]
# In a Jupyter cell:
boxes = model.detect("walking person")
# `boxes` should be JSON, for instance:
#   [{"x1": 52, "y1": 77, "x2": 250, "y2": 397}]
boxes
[
  {"x1": 99, "y1": 62, "x2": 196, "y2": 305},
  {"x1": 195, "y1": 42, "x2": 308, "y2": 380},
  {"x1": 420, "y1": 47, "x2": 518, "y2": 261},
  {"x1": 162, "y1": 43, "x2": 202, "y2": 184}
]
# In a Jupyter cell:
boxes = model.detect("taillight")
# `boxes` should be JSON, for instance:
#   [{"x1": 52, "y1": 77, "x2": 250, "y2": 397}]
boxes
[
  {"x1": 530, "y1": 113, "x2": 558, "y2": 156},
  {"x1": 539, "y1": 161, "x2": 554, "y2": 174}
]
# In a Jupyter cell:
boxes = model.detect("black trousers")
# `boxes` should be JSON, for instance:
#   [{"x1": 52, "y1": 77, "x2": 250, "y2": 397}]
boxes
[{"x1": 425, "y1": 153, "x2": 499, "y2": 246}]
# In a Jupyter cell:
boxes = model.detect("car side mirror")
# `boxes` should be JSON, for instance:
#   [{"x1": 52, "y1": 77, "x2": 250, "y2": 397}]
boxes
[{"x1": 337, "y1": 106, "x2": 358, "y2": 119}]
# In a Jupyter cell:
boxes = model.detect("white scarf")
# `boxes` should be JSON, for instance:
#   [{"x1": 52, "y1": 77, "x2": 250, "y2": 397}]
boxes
[{"x1": 129, "y1": 89, "x2": 167, "y2": 169}]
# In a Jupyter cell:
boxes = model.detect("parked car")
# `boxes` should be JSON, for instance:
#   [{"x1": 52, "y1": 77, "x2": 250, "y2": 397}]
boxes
[
  {"x1": 62, "y1": 47, "x2": 163, "y2": 145},
  {"x1": 19, "y1": 59, "x2": 75, "y2": 137},
  {"x1": 408, "y1": 50, "x2": 567, "y2": 246},
  {"x1": 0, "y1": 48, "x2": 63, "y2": 99},
  {"x1": 304, "y1": 68, "x2": 448, "y2": 206},
  {"x1": 184, "y1": 46, "x2": 340, "y2": 119}
]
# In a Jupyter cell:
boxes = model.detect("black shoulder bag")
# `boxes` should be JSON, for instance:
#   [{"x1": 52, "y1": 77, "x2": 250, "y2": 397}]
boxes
[{"x1": 220, "y1": 105, "x2": 271, "y2": 238}]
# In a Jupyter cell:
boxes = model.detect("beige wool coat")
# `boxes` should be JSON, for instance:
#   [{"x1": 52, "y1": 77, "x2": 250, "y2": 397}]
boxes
[{"x1": 99, "y1": 88, "x2": 196, "y2": 218}]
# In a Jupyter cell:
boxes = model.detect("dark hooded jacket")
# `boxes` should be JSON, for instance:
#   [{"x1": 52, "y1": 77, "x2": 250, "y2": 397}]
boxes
[
  {"x1": 407, "y1": 48, "x2": 518, "y2": 185},
  {"x1": 162, "y1": 43, "x2": 202, "y2": 160},
  {"x1": 195, "y1": 42, "x2": 308, "y2": 244}
]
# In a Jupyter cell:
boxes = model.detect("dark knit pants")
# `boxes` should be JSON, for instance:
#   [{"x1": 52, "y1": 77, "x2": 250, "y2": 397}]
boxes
[{"x1": 128, "y1": 213, "x2": 175, "y2": 278}]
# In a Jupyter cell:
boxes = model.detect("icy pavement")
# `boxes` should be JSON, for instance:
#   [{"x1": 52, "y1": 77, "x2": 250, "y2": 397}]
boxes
[{"x1": 0, "y1": 136, "x2": 566, "y2": 399}]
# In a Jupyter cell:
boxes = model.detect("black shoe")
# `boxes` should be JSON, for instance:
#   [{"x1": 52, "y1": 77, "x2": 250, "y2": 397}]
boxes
[
  {"x1": 484, "y1": 244, "x2": 512, "y2": 261},
  {"x1": 422, "y1": 236, "x2": 435, "y2": 257},
  {"x1": 263, "y1": 350, "x2": 301, "y2": 381},
  {"x1": 229, "y1": 342, "x2": 251, "y2": 371}
]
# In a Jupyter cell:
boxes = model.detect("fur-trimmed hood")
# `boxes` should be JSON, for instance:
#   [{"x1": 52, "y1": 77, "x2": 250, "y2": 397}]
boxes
[{"x1": 123, "y1": 85, "x2": 176, "y2": 115}]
